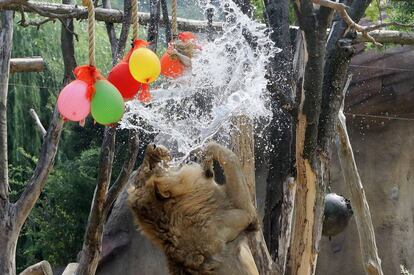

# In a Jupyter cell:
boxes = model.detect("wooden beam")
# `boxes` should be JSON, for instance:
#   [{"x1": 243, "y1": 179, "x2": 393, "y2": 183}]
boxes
[
  {"x1": 10, "y1": 57, "x2": 44, "y2": 73},
  {"x1": 357, "y1": 30, "x2": 414, "y2": 45},
  {"x1": 0, "y1": 0, "x2": 223, "y2": 31}
]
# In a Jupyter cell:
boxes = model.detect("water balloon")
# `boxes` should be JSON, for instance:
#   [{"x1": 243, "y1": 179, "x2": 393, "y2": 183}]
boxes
[
  {"x1": 91, "y1": 80, "x2": 125, "y2": 125},
  {"x1": 57, "y1": 80, "x2": 90, "y2": 121},
  {"x1": 160, "y1": 51, "x2": 185, "y2": 79},
  {"x1": 108, "y1": 61, "x2": 142, "y2": 100},
  {"x1": 129, "y1": 47, "x2": 161, "y2": 84}
]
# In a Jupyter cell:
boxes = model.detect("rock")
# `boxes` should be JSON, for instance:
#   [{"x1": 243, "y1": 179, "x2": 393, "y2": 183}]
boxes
[
  {"x1": 19, "y1": 261, "x2": 53, "y2": 275},
  {"x1": 61, "y1": 263, "x2": 78, "y2": 275}
]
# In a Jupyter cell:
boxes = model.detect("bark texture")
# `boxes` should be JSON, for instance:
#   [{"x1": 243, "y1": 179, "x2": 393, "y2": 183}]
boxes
[{"x1": 262, "y1": 0, "x2": 296, "y2": 266}]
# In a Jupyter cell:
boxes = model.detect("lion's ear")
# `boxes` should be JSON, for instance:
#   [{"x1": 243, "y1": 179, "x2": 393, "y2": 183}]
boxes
[{"x1": 154, "y1": 181, "x2": 171, "y2": 199}]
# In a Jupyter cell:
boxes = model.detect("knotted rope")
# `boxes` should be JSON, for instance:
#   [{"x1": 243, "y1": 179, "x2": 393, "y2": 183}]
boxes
[
  {"x1": 83, "y1": 0, "x2": 95, "y2": 67},
  {"x1": 171, "y1": 0, "x2": 178, "y2": 38},
  {"x1": 131, "y1": 0, "x2": 139, "y2": 40}
]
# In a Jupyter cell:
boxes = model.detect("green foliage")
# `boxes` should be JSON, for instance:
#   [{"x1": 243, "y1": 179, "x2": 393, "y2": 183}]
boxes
[
  {"x1": 365, "y1": 0, "x2": 414, "y2": 27},
  {"x1": 13, "y1": 148, "x2": 99, "y2": 272},
  {"x1": 386, "y1": 0, "x2": 414, "y2": 27},
  {"x1": 252, "y1": 0, "x2": 265, "y2": 20}
]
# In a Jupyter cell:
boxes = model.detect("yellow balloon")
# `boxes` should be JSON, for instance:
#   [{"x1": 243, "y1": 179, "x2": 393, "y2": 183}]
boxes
[{"x1": 129, "y1": 48, "x2": 161, "y2": 84}]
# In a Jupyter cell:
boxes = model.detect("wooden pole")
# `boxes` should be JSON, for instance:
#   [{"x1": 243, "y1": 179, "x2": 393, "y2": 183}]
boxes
[
  {"x1": 10, "y1": 57, "x2": 44, "y2": 73},
  {"x1": 336, "y1": 77, "x2": 384, "y2": 275}
]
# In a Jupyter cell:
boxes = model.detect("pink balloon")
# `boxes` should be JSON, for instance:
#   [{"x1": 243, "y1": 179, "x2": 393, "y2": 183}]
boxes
[{"x1": 57, "y1": 80, "x2": 91, "y2": 121}]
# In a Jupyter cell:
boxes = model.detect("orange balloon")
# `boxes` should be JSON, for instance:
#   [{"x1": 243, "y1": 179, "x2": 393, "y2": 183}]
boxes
[{"x1": 160, "y1": 52, "x2": 185, "y2": 78}]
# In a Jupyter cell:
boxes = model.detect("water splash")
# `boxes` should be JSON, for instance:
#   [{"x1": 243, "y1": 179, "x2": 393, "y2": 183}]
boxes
[{"x1": 120, "y1": 0, "x2": 280, "y2": 161}]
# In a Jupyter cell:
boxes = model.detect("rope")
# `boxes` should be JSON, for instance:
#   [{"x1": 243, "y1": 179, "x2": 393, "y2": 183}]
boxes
[
  {"x1": 131, "y1": 0, "x2": 139, "y2": 40},
  {"x1": 83, "y1": 0, "x2": 95, "y2": 67},
  {"x1": 171, "y1": 0, "x2": 178, "y2": 37}
]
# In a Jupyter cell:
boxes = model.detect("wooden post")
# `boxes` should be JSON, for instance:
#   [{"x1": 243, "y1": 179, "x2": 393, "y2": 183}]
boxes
[
  {"x1": 231, "y1": 115, "x2": 279, "y2": 275},
  {"x1": 336, "y1": 78, "x2": 383, "y2": 275}
]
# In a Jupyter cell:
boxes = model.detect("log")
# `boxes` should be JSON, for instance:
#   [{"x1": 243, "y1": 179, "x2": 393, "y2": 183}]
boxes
[
  {"x1": 357, "y1": 30, "x2": 414, "y2": 45},
  {"x1": 336, "y1": 79, "x2": 384, "y2": 275},
  {"x1": 0, "y1": 1, "x2": 223, "y2": 31},
  {"x1": 10, "y1": 57, "x2": 44, "y2": 73},
  {"x1": 19, "y1": 260, "x2": 52, "y2": 275}
]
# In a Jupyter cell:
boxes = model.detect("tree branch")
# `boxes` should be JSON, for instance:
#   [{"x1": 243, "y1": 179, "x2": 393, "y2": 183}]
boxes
[
  {"x1": 61, "y1": 0, "x2": 77, "y2": 85},
  {"x1": 114, "y1": 0, "x2": 131, "y2": 62},
  {"x1": 336, "y1": 76, "x2": 384, "y2": 275},
  {"x1": 29, "y1": 108, "x2": 47, "y2": 138},
  {"x1": 357, "y1": 30, "x2": 414, "y2": 45},
  {"x1": 0, "y1": 10, "x2": 13, "y2": 201},
  {"x1": 103, "y1": 131, "x2": 139, "y2": 218},
  {"x1": 17, "y1": 10, "x2": 56, "y2": 29},
  {"x1": 160, "y1": 0, "x2": 172, "y2": 43},
  {"x1": 364, "y1": 21, "x2": 414, "y2": 32},
  {"x1": 77, "y1": 127, "x2": 116, "y2": 275},
  {"x1": 102, "y1": 0, "x2": 118, "y2": 60},
  {"x1": 147, "y1": 0, "x2": 160, "y2": 50},
  {"x1": 312, "y1": 0, "x2": 382, "y2": 46},
  {"x1": 0, "y1": 1, "x2": 223, "y2": 31},
  {"x1": 15, "y1": 106, "x2": 64, "y2": 227}
]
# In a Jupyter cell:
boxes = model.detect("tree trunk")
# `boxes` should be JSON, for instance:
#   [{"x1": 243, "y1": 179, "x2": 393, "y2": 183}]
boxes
[
  {"x1": 0, "y1": 203, "x2": 17, "y2": 275},
  {"x1": 231, "y1": 116, "x2": 278, "y2": 275},
  {"x1": 0, "y1": 10, "x2": 13, "y2": 201},
  {"x1": 77, "y1": 128, "x2": 116, "y2": 275},
  {"x1": 288, "y1": 2, "x2": 334, "y2": 274},
  {"x1": 147, "y1": 0, "x2": 160, "y2": 50},
  {"x1": 0, "y1": 9, "x2": 15, "y2": 275}
]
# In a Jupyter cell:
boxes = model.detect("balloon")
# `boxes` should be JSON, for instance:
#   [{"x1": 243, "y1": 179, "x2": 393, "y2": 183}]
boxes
[
  {"x1": 160, "y1": 52, "x2": 185, "y2": 78},
  {"x1": 129, "y1": 47, "x2": 161, "y2": 84},
  {"x1": 178, "y1": 32, "x2": 196, "y2": 42},
  {"x1": 91, "y1": 80, "x2": 125, "y2": 125},
  {"x1": 108, "y1": 61, "x2": 142, "y2": 100},
  {"x1": 57, "y1": 80, "x2": 90, "y2": 121}
]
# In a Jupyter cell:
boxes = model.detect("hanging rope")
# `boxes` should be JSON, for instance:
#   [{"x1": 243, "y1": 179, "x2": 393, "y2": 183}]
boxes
[
  {"x1": 171, "y1": 0, "x2": 178, "y2": 38},
  {"x1": 131, "y1": 0, "x2": 139, "y2": 40},
  {"x1": 83, "y1": 0, "x2": 95, "y2": 67}
]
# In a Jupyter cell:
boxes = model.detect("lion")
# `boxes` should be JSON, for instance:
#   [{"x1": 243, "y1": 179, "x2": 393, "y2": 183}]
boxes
[{"x1": 127, "y1": 143, "x2": 259, "y2": 275}]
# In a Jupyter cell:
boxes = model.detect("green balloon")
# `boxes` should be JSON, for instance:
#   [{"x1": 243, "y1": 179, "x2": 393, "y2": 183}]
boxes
[{"x1": 91, "y1": 80, "x2": 125, "y2": 125}]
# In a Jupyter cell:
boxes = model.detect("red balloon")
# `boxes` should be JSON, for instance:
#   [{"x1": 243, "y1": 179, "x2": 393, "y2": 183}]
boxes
[
  {"x1": 160, "y1": 52, "x2": 185, "y2": 79},
  {"x1": 178, "y1": 32, "x2": 196, "y2": 42},
  {"x1": 108, "y1": 61, "x2": 142, "y2": 100}
]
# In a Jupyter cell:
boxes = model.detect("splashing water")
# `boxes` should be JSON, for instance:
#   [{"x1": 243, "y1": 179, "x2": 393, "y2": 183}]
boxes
[{"x1": 120, "y1": 0, "x2": 280, "y2": 162}]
